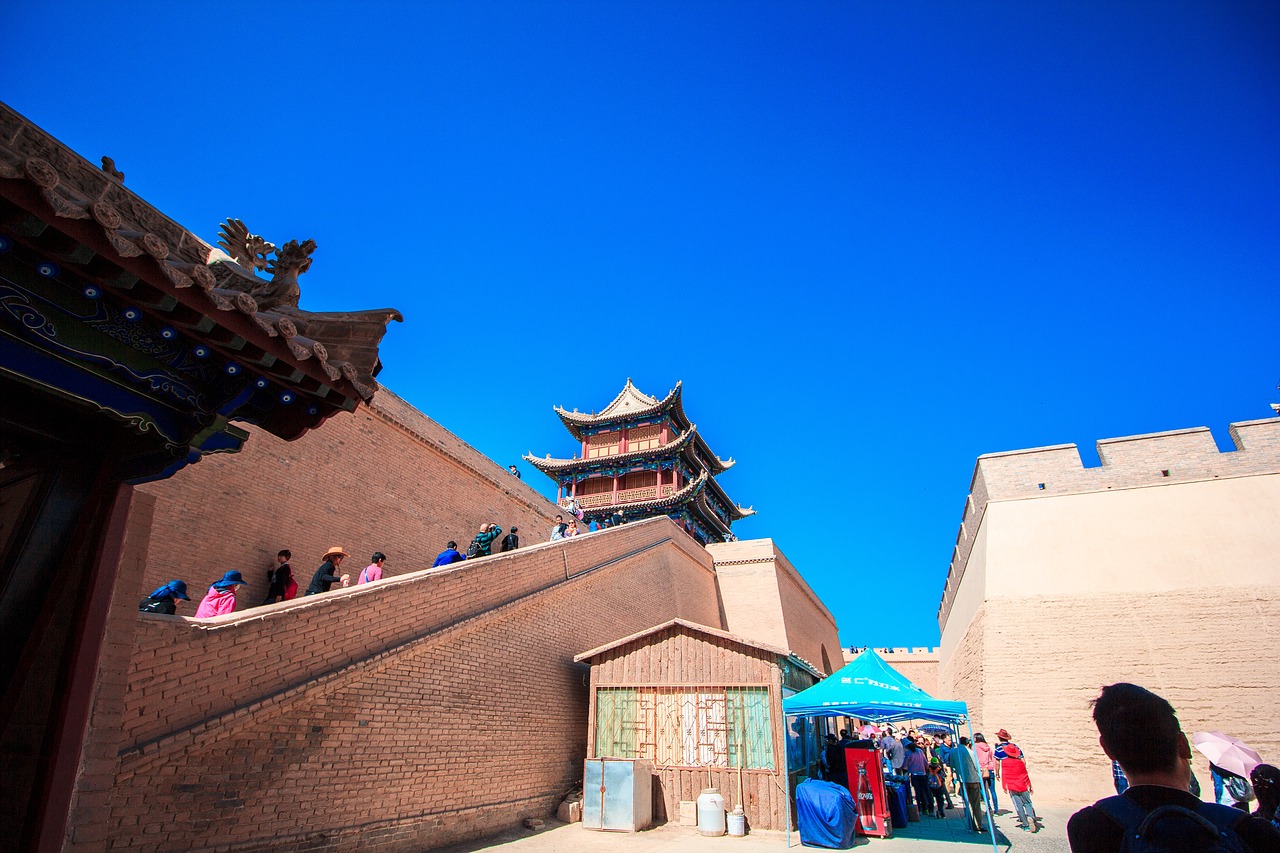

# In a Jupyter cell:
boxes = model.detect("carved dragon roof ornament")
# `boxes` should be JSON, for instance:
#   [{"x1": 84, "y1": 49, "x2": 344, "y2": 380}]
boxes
[
  {"x1": 214, "y1": 222, "x2": 317, "y2": 311},
  {"x1": 217, "y1": 218, "x2": 275, "y2": 274}
]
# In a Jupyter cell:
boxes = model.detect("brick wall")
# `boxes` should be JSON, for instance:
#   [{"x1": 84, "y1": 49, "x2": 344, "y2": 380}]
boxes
[
  {"x1": 63, "y1": 489, "x2": 156, "y2": 850},
  {"x1": 137, "y1": 388, "x2": 564, "y2": 605},
  {"x1": 92, "y1": 517, "x2": 727, "y2": 852}
]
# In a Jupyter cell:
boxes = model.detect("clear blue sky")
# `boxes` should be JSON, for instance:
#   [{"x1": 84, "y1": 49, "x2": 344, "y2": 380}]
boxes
[{"x1": 6, "y1": 2, "x2": 1278, "y2": 649}]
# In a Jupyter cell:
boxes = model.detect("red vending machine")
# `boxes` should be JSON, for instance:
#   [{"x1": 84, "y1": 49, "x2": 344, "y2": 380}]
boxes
[{"x1": 845, "y1": 747, "x2": 892, "y2": 838}]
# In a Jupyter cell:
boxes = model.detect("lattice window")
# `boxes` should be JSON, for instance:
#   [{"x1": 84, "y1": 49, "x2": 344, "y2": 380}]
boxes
[
  {"x1": 622, "y1": 471, "x2": 657, "y2": 490},
  {"x1": 588, "y1": 431, "x2": 621, "y2": 458},
  {"x1": 578, "y1": 477, "x2": 613, "y2": 496},
  {"x1": 626, "y1": 424, "x2": 662, "y2": 452},
  {"x1": 595, "y1": 686, "x2": 774, "y2": 770}
]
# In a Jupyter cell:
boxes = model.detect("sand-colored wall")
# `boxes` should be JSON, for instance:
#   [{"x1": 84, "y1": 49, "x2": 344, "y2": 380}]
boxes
[
  {"x1": 939, "y1": 419, "x2": 1280, "y2": 803},
  {"x1": 707, "y1": 538, "x2": 842, "y2": 675}
]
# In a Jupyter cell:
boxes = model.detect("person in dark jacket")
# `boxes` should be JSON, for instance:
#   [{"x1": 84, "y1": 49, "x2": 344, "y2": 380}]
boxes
[
  {"x1": 1067, "y1": 683, "x2": 1280, "y2": 852},
  {"x1": 432, "y1": 541, "x2": 465, "y2": 567},
  {"x1": 500, "y1": 527, "x2": 519, "y2": 552},
  {"x1": 262, "y1": 549, "x2": 292, "y2": 604},
  {"x1": 139, "y1": 580, "x2": 190, "y2": 614},
  {"x1": 304, "y1": 546, "x2": 351, "y2": 595}
]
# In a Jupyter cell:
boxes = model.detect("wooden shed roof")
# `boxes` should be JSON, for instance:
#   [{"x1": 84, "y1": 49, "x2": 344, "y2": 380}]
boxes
[{"x1": 573, "y1": 617, "x2": 822, "y2": 678}]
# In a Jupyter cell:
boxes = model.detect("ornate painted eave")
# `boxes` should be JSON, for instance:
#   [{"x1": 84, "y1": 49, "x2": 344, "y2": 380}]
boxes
[
  {"x1": 0, "y1": 102, "x2": 401, "y2": 448},
  {"x1": 553, "y1": 379, "x2": 688, "y2": 439},
  {"x1": 524, "y1": 423, "x2": 704, "y2": 472},
  {"x1": 705, "y1": 473, "x2": 757, "y2": 520}
]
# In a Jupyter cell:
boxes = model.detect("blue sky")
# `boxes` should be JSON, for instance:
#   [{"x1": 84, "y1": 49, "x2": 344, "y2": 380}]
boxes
[{"x1": 5, "y1": 1, "x2": 1278, "y2": 649}]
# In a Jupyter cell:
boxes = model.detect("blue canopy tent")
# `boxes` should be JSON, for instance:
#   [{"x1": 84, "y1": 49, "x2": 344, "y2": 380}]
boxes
[
  {"x1": 783, "y1": 649, "x2": 968, "y2": 723},
  {"x1": 782, "y1": 650, "x2": 997, "y2": 851}
]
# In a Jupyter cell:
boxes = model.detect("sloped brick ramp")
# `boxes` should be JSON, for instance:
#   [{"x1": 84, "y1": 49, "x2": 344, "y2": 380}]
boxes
[{"x1": 96, "y1": 518, "x2": 726, "y2": 853}]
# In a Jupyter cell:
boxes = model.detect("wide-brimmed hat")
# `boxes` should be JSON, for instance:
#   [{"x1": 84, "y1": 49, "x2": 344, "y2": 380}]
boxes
[
  {"x1": 323, "y1": 546, "x2": 350, "y2": 560},
  {"x1": 996, "y1": 729, "x2": 1012, "y2": 741},
  {"x1": 212, "y1": 570, "x2": 246, "y2": 589},
  {"x1": 149, "y1": 580, "x2": 190, "y2": 600}
]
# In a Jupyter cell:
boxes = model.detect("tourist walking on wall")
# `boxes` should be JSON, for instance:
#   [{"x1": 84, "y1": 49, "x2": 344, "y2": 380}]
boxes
[
  {"x1": 138, "y1": 580, "x2": 190, "y2": 614},
  {"x1": 194, "y1": 571, "x2": 247, "y2": 617},
  {"x1": 974, "y1": 733, "x2": 1000, "y2": 814},
  {"x1": 1066, "y1": 683, "x2": 1280, "y2": 852},
  {"x1": 358, "y1": 552, "x2": 386, "y2": 584},
  {"x1": 509, "y1": 464, "x2": 520, "y2": 479},
  {"x1": 565, "y1": 519, "x2": 580, "y2": 537},
  {"x1": 948, "y1": 736, "x2": 986, "y2": 832},
  {"x1": 432, "y1": 541, "x2": 465, "y2": 567},
  {"x1": 550, "y1": 515, "x2": 567, "y2": 541},
  {"x1": 1000, "y1": 743, "x2": 1039, "y2": 832},
  {"x1": 469, "y1": 523, "x2": 502, "y2": 558},
  {"x1": 500, "y1": 527, "x2": 519, "y2": 552},
  {"x1": 262, "y1": 549, "x2": 293, "y2": 604},
  {"x1": 305, "y1": 547, "x2": 351, "y2": 595}
]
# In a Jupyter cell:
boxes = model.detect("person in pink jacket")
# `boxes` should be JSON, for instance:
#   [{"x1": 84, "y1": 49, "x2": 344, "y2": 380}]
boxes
[
  {"x1": 974, "y1": 733, "x2": 1000, "y2": 815},
  {"x1": 194, "y1": 571, "x2": 247, "y2": 617}
]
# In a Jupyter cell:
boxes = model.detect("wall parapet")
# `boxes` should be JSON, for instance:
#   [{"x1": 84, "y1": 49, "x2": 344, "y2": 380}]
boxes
[{"x1": 937, "y1": 418, "x2": 1280, "y2": 632}]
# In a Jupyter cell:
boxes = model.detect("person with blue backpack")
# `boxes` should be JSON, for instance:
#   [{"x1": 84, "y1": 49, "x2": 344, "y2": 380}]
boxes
[{"x1": 1066, "y1": 683, "x2": 1280, "y2": 852}]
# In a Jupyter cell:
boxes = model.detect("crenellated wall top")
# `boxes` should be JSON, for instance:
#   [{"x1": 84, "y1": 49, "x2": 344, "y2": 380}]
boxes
[{"x1": 939, "y1": 417, "x2": 1280, "y2": 630}]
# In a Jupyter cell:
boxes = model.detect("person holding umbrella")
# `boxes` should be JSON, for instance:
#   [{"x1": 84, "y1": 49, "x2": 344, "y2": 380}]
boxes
[{"x1": 1195, "y1": 731, "x2": 1263, "y2": 812}]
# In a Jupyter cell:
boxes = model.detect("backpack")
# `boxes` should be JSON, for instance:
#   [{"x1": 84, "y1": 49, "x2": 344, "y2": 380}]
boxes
[
  {"x1": 1096, "y1": 795, "x2": 1248, "y2": 853},
  {"x1": 466, "y1": 540, "x2": 481, "y2": 558}
]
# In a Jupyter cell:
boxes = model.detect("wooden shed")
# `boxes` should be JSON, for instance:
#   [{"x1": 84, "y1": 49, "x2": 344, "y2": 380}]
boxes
[{"x1": 575, "y1": 618, "x2": 821, "y2": 831}]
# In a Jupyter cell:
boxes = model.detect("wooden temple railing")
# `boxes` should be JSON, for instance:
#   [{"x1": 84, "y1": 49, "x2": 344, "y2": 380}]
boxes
[{"x1": 575, "y1": 483, "x2": 677, "y2": 508}]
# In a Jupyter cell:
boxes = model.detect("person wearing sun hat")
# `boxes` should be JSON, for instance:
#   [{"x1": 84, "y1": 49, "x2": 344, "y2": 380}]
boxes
[
  {"x1": 305, "y1": 546, "x2": 351, "y2": 596},
  {"x1": 194, "y1": 571, "x2": 246, "y2": 617},
  {"x1": 138, "y1": 580, "x2": 190, "y2": 615}
]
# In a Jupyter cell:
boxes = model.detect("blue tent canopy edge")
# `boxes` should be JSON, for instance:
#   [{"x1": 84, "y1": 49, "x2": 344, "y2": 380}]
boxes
[{"x1": 781, "y1": 649, "x2": 968, "y2": 723}]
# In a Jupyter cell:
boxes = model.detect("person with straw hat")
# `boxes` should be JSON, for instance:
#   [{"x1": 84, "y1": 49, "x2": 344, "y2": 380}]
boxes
[{"x1": 305, "y1": 546, "x2": 351, "y2": 596}]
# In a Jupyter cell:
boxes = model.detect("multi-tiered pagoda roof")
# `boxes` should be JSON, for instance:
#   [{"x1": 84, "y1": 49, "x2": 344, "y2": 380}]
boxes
[{"x1": 526, "y1": 379, "x2": 754, "y2": 543}]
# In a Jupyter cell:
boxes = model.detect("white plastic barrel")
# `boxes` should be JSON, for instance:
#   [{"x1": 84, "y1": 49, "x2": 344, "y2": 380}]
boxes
[
  {"x1": 727, "y1": 805, "x2": 746, "y2": 836},
  {"x1": 697, "y1": 788, "x2": 726, "y2": 837}
]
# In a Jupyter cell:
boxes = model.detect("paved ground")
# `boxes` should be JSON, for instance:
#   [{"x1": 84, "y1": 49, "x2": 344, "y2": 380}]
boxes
[{"x1": 428, "y1": 802, "x2": 1074, "y2": 853}]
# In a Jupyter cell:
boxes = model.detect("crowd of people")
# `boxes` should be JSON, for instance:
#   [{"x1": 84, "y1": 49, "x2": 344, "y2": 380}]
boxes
[
  {"x1": 821, "y1": 724, "x2": 1036, "y2": 835},
  {"x1": 818, "y1": 688, "x2": 1280, "y2": 853},
  {"x1": 139, "y1": 497, "x2": 629, "y2": 618}
]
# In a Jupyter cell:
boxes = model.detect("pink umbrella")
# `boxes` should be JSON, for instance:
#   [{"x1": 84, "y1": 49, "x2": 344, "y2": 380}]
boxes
[
  {"x1": 1193, "y1": 731, "x2": 1262, "y2": 778},
  {"x1": 861, "y1": 724, "x2": 879, "y2": 738}
]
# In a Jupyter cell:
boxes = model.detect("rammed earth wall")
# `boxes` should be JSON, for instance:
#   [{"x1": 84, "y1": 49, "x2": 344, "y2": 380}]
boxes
[{"x1": 938, "y1": 418, "x2": 1280, "y2": 803}]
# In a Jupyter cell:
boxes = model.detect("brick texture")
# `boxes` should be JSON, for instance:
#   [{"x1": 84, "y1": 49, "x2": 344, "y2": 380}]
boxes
[
  {"x1": 137, "y1": 388, "x2": 564, "y2": 606},
  {"x1": 95, "y1": 518, "x2": 728, "y2": 852}
]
